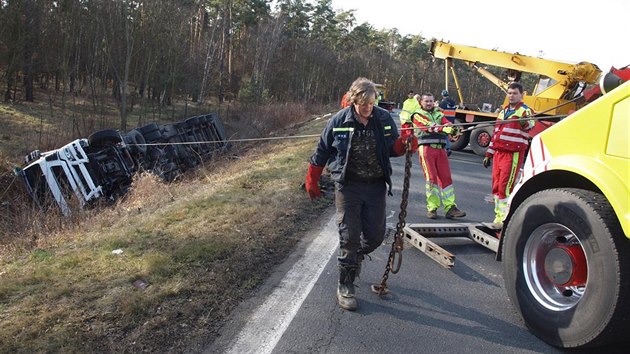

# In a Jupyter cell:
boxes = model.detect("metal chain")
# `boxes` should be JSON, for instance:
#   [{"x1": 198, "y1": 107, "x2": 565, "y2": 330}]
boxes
[{"x1": 371, "y1": 137, "x2": 413, "y2": 296}]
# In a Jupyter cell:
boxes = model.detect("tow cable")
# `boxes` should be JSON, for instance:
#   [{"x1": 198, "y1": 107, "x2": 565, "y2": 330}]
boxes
[
  {"x1": 455, "y1": 95, "x2": 584, "y2": 133},
  {"x1": 371, "y1": 136, "x2": 413, "y2": 296}
]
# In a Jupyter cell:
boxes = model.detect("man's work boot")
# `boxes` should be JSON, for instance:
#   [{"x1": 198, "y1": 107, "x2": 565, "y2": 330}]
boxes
[
  {"x1": 337, "y1": 266, "x2": 358, "y2": 311},
  {"x1": 445, "y1": 206, "x2": 466, "y2": 219},
  {"x1": 426, "y1": 209, "x2": 438, "y2": 219}
]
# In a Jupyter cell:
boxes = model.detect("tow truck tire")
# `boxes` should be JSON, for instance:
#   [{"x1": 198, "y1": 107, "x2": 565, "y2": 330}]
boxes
[
  {"x1": 469, "y1": 125, "x2": 494, "y2": 156},
  {"x1": 88, "y1": 129, "x2": 122, "y2": 148},
  {"x1": 503, "y1": 188, "x2": 630, "y2": 348},
  {"x1": 449, "y1": 118, "x2": 470, "y2": 151}
]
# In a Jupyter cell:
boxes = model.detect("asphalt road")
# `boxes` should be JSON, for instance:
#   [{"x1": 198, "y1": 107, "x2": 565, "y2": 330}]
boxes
[
  {"x1": 206, "y1": 113, "x2": 625, "y2": 354},
  {"x1": 273, "y1": 149, "x2": 561, "y2": 354}
]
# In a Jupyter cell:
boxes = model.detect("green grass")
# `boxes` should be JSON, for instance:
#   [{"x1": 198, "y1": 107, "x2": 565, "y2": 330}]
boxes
[{"x1": 0, "y1": 106, "x2": 334, "y2": 352}]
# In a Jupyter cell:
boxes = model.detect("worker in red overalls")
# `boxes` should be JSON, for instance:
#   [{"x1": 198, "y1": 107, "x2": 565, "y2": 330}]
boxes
[
  {"x1": 483, "y1": 82, "x2": 535, "y2": 228},
  {"x1": 402, "y1": 92, "x2": 466, "y2": 219}
]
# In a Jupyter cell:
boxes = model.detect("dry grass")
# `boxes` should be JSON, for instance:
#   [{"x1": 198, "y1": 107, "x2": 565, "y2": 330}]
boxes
[{"x1": 0, "y1": 94, "x2": 335, "y2": 352}]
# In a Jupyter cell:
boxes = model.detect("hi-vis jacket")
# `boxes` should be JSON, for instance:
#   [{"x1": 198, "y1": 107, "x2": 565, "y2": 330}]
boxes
[
  {"x1": 310, "y1": 106, "x2": 402, "y2": 194},
  {"x1": 402, "y1": 107, "x2": 451, "y2": 146},
  {"x1": 486, "y1": 102, "x2": 535, "y2": 157},
  {"x1": 399, "y1": 97, "x2": 420, "y2": 124}
]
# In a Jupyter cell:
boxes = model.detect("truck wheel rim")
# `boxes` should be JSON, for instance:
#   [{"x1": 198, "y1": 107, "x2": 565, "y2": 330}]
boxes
[
  {"x1": 477, "y1": 132, "x2": 491, "y2": 147},
  {"x1": 523, "y1": 223, "x2": 587, "y2": 311}
]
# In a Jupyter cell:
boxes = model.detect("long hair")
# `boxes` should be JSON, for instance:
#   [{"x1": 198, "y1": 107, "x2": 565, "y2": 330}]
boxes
[{"x1": 346, "y1": 77, "x2": 377, "y2": 105}]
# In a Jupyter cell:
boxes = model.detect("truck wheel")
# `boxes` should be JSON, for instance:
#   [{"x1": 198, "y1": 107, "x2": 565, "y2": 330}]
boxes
[
  {"x1": 126, "y1": 129, "x2": 147, "y2": 155},
  {"x1": 469, "y1": 125, "x2": 493, "y2": 156},
  {"x1": 503, "y1": 188, "x2": 630, "y2": 348},
  {"x1": 449, "y1": 119, "x2": 470, "y2": 151},
  {"x1": 137, "y1": 123, "x2": 160, "y2": 135},
  {"x1": 138, "y1": 123, "x2": 163, "y2": 142},
  {"x1": 88, "y1": 129, "x2": 122, "y2": 148}
]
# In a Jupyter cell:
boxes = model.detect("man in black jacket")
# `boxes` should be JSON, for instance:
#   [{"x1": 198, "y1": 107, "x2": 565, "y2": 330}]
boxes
[{"x1": 305, "y1": 77, "x2": 417, "y2": 311}]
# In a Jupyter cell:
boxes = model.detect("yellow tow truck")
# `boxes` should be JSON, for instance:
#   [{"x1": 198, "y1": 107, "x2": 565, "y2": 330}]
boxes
[
  {"x1": 428, "y1": 39, "x2": 601, "y2": 156},
  {"x1": 401, "y1": 68, "x2": 630, "y2": 348},
  {"x1": 498, "y1": 70, "x2": 630, "y2": 348}
]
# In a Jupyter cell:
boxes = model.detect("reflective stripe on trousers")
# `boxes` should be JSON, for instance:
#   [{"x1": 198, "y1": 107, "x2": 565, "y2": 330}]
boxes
[
  {"x1": 418, "y1": 145, "x2": 456, "y2": 211},
  {"x1": 491, "y1": 150, "x2": 524, "y2": 222}
]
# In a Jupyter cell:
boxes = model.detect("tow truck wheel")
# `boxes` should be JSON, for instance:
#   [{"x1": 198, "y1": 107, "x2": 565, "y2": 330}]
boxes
[
  {"x1": 503, "y1": 188, "x2": 630, "y2": 348},
  {"x1": 469, "y1": 125, "x2": 493, "y2": 156},
  {"x1": 448, "y1": 118, "x2": 470, "y2": 151}
]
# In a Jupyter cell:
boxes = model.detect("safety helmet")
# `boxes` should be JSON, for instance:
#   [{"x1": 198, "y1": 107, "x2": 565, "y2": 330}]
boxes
[{"x1": 441, "y1": 89, "x2": 449, "y2": 97}]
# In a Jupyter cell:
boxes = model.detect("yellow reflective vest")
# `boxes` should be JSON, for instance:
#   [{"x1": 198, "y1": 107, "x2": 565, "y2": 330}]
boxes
[{"x1": 400, "y1": 98, "x2": 420, "y2": 124}]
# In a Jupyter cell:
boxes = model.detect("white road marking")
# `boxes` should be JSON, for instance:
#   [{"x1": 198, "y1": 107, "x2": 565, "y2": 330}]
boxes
[{"x1": 224, "y1": 216, "x2": 338, "y2": 354}]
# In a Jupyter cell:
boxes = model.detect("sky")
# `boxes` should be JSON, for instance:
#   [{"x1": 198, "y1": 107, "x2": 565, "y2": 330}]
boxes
[{"x1": 330, "y1": 0, "x2": 630, "y2": 72}]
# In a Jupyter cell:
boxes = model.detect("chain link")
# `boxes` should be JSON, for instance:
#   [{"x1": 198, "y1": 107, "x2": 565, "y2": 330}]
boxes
[{"x1": 372, "y1": 137, "x2": 413, "y2": 296}]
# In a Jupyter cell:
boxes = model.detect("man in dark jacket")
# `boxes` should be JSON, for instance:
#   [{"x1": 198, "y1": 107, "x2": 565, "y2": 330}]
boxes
[
  {"x1": 305, "y1": 77, "x2": 417, "y2": 311},
  {"x1": 439, "y1": 89, "x2": 456, "y2": 110}
]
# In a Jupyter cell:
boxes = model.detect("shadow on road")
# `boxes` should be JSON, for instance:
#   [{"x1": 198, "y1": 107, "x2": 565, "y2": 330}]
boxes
[{"x1": 360, "y1": 287, "x2": 558, "y2": 352}]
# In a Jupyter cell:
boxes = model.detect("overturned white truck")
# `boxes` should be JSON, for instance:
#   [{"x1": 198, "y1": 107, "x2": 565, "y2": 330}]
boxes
[{"x1": 17, "y1": 113, "x2": 227, "y2": 215}]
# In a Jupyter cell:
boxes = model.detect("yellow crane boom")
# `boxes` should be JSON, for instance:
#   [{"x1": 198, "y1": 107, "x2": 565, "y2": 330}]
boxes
[{"x1": 429, "y1": 39, "x2": 602, "y2": 114}]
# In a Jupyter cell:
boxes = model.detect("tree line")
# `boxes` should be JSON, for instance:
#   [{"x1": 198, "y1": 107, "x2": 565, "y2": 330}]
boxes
[{"x1": 0, "y1": 0, "x2": 504, "y2": 131}]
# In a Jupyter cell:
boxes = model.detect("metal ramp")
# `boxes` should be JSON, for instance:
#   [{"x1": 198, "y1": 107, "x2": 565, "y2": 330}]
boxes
[{"x1": 402, "y1": 223, "x2": 500, "y2": 268}]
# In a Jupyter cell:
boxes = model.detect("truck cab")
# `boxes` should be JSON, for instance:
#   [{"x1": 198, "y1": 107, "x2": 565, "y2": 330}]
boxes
[
  {"x1": 18, "y1": 131, "x2": 136, "y2": 216},
  {"x1": 499, "y1": 78, "x2": 630, "y2": 348}
]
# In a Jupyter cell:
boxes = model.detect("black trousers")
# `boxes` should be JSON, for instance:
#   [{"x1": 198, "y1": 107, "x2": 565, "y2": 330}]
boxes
[{"x1": 335, "y1": 180, "x2": 386, "y2": 268}]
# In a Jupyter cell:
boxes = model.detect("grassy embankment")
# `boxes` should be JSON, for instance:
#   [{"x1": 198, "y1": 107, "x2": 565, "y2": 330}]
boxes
[{"x1": 0, "y1": 95, "x2": 335, "y2": 352}]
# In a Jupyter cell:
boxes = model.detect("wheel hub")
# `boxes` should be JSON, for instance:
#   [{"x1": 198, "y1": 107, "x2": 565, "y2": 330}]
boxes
[
  {"x1": 523, "y1": 223, "x2": 588, "y2": 311},
  {"x1": 477, "y1": 132, "x2": 491, "y2": 147},
  {"x1": 544, "y1": 244, "x2": 587, "y2": 286}
]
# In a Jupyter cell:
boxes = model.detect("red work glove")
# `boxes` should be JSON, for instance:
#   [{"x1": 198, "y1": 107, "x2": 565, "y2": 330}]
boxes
[
  {"x1": 393, "y1": 124, "x2": 418, "y2": 155},
  {"x1": 400, "y1": 123, "x2": 414, "y2": 140},
  {"x1": 305, "y1": 164, "x2": 324, "y2": 200},
  {"x1": 393, "y1": 135, "x2": 418, "y2": 155}
]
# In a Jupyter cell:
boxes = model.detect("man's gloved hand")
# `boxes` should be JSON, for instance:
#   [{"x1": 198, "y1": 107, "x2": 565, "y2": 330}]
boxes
[
  {"x1": 305, "y1": 164, "x2": 324, "y2": 200},
  {"x1": 483, "y1": 157, "x2": 492, "y2": 168},
  {"x1": 447, "y1": 149, "x2": 452, "y2": 157},
  {"x1": 443, "y1": 126, "x2": 453, "y2": 134},
  {"x1": 520, "y1": 119, "x2": 535, "y2": 131},
  {"x1": 393, "y1": 135, "x2": 418, "y2": 155},
  {"x1": 409, "y1": 135, "x2": 419, "y2": 153},
  {"x1": 399, "y1": 123, "x2": 414, "y2": 140}
]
